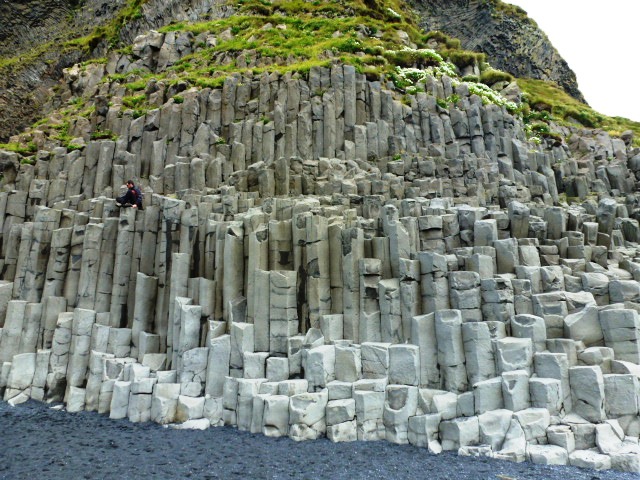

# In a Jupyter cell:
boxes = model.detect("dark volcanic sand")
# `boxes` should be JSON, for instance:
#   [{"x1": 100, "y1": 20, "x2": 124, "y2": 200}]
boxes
[{"x1": 1, "y1": 401, "x2": 639, "y2": 480}]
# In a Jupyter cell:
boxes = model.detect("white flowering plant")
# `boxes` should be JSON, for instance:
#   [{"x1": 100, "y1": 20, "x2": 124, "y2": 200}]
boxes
[
  {"x1": 466, "y1": 82, "x2": 518, "y2": 112},
  {"x1": 386, "y1": 7, "x2": 402, "y2": 19}
]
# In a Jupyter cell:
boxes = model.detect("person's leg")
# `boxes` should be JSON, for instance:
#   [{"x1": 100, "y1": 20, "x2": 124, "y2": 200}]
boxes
[{"x1": 123, "y1": 190, "x2": 136, "y2": 206}]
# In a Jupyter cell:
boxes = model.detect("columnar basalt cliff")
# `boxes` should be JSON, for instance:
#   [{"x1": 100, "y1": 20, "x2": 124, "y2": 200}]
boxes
[{"x1": 1, "y1": 0, "x2": 640, "y2": 474}]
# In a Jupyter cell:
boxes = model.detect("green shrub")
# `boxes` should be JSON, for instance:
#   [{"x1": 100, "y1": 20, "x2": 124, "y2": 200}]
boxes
[
  {"x1": 424, "y1": 31, "x2": 460, "y2": 49},
  {"x1": 447, "y1": 50, "x2": 485, "y2": 69},
  {"x1": 462, "y1": 75, "x2": 479, "y2": 83},
  {"x1": 90, "y1": 129, "x2": 118, "y2": 140},
  {"x1": 479, "y1": 68, "x2": 513, "y2": 85},
  {"x1": 0, "y1": 142, "x2": 37, "y2": 155},
  {"x1": 122, "y1": 95, "x2": 146, "y2": 108}
]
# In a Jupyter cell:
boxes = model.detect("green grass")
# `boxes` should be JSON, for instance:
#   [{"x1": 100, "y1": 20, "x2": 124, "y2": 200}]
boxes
[
  {"x1": 486, "y1": 0, "x2": 537, "y2": 25},
  {"x1": 0, "y1": 142, "x2": 37, "y2": 155},
  {"x1": 517, "y1": 77, "x2": 640, "y2": 145}
]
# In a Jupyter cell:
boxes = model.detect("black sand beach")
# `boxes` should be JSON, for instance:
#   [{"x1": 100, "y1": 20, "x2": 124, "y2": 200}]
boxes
[{"x1": 0, "y1": 401, "x2": 638, "y2": 480}]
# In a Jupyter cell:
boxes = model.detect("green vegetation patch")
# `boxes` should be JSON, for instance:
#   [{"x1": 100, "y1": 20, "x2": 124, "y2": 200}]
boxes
[
  {"x1": 0, "y1": 142, "x2": 37, "y2": 156},
  {"x1": 518, "y1": 77, "x2": 640, "y2": 146}
]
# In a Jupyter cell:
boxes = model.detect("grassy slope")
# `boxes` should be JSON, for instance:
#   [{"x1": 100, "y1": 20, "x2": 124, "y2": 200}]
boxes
[
  {"x1": 1, "y1": 0, "x2": 639, "y2": 152},
  {"x1": 517, "y1": 77, "x2": 640, "y2": 146}
]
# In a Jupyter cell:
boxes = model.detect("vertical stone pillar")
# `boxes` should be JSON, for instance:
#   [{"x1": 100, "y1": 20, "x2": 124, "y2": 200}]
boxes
[
  {"x1": 18, "y1": 302, "x2": 42, "y2": 355},
  {"x1": 131, "y1": 272, "x2": 158, "y2": 355},
  {"x1": 399, "y1": 259, "x2": 421, "y2": 343},
  {"x1": 379, "y1": 278, "x2": 401, "y2": 344},
  {"x1": 205, "y1": 334, "x2": 231, "y2": 397},
  {"x1": 76, "y1": 223, "x2": 103, "y2": 310},
  {"x1": 342, "y1": 227, "x2": 364, "y2": 343},
  {"x1": 0, "y1": 300, "x2": 27, "y2": 363},
  {"x1": 93, "y1": 140, "x2": 115, "y2": 196},
  {"x1": 328, "y1": 219, "x2": 344, "y2": 314},
  {"x1": 270, "y1": 271, "x2": 297, "y2": 355},
  {"x1": 246, "y1": 218, "x2": 269, "y2": 326},
  {"x1": 462, "y1": 322, "x2": 497, "y2": 387},
  {"x1": 66, "y1": 308, "x2": 96, "y2": 387},
  {"x1": 154, "y1": 199, "x2": 185, "y2": 351},
  {"x1": 45, "y1": 312, "x2": 73, "y2": 400},
  {"x1": 435, "y1": 309, "x2": 467, "y2": 393},
  {"x1": 109, "y1": 209, "x2": 136, "y2": 327},
  {"x1": 40, "y1": 296, "x2": 67, "y2": 349},
  {"x1": 167, "y1": 253, "x2": 190, "y2": 364},
  {"x1": 359, "y1": 259, "x2": 381, "y2": 343},
  {"x1": 213, "y1": 221, "x2": 228, "y2": 320},
  {"x1": 253, "y1": 270, "x2": 271, "y2": 352},
  {"x1": 13, "y1": 222, "x2": 33, "y2": 300},
  {"x1": 177, "y1": 303, "x2": 202, "y2": 372},
  {"x1": 223, "y1": 221, "x2": 245, "y2": 323},
  {"x1": 268, "y1": 219, "x2": 293, "y2": 271},
  {"x1": 418, "y1": 252, "x2": 449, "y2": 314},
  {"x1": 410, "y1": 313, "x2": 439, "y2": 388},
  {"x1": 20, "y1": 208, "x2": 58, "y2": 303},
  {"x1": 41, "y1": 227, "x2": 72, "y2": 299},
  {"x1": 95, "y1": 218, "x2": 118, "y2": 314},
  {"x1": 298, "y1": 213, "x2": 330, "y2": 331},
  {"x1": 380, "y1": 205, "x2": 410, "y2": 278},
  {"x1": 63, "y1": 223, "x2": 86, "y2": 309}
]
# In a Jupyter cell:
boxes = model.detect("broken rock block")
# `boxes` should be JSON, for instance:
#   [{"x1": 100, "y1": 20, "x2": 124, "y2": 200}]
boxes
[
  {"x1": 599, "y1": 309, "x2": 640, "y2": 363},
  {"x1": 354, "y1": 389, "x2": 385, "y2": 441},
  {"x1": 262, "y1": 395, "x2": 290, "y2": 438},
  {"x1": 439, "y1": 416, "x2": 479, "y2": 451},
  {"x1": 495, "y1": 337, "x2": 533, "y2": 374},
  {"x1": 383, "y1": 385, "x2": 418, "y2": 444},
  {"x1": 570, "y1": 366, "x2": 606, "y2": 423},
  {"x1": 569, "y1": 450, "x2": 612, "y2": 471},
  {"x1": 527, "y1": 444, "x2": 569, "y2": 466},
  {"x1": 495, "y1": 418, "x2": 526, "y2": 462},
  {"x1": 408, "y1": 413, "x2": 442, "y2": 453},
  {"x1": 388, "y1": 344, "x2": 420, "y2": 386},
  {"x1": 327, "y1": 419, "x2": 357, "y2": 443},
  {"x1": 289, "y1": 390, "x2": 328, "y2": 441},
  {"x1": 478, "y1": 409, "x2": 512, "y2": 451}
]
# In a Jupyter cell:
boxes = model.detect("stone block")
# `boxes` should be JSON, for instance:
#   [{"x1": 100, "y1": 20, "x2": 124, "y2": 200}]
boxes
[
  {"x1": 495, "y1": 338, "x2": 533, "y2": 374},
  {"x1": 569, "y1": 450, "x2": 611, "y2": 471},
  {"x1": 326, "y1": 420, "x2": 358, "y2": 442},
  {"x1": 527, "y1": 444, "x2": 569, "y2": 466},
  {"x1": 408, "y1": 413, "x2": 442, "y2": 452},
  {"x1": 529, "y1": 377, "x2": 562, "y2": 415},
  {"x1": 604, "y1": 374, "x2": 639, "y2": 417},
  {"x1": 473, "y1": 377, "x2": 503, "y2": 415},
  {"x1": 514, "y1": 407, "x2": 550, "y2": 442},
  {"x1": 326, "y1": 399, "x2": 356, "y2": 426},
  {"x1": 439, "y1": 416, "x2": 479, "y2": 451},
  {"x1": 478, "y1": 409, "x2": 512, "y2": 451},
  {"x1": 570, "y1": 366, "x2": 606, "y2": 423},
  {"x1": 388, "y1": 344, "x2": 420, "y2": 386},
  {"x1": 361, "y1": 342, "x2": 390, "y2": 379}
]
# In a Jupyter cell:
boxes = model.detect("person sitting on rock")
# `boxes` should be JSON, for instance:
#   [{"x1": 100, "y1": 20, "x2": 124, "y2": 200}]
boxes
[{"x1": 115, "y1": 180, "x2": 143, "y2": 209}]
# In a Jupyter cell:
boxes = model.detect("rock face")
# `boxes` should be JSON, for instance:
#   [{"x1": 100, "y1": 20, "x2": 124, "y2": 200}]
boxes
[
  {"x1": 0, "y1": 2, "x2": 639, "y2": 476},
  {"x1": 0, "y1": 36, "x2": 638, "y2": 471},
  {"x1": 0, "y1": 0, "x2": 232, "y2": 142},
  {"x1": 410, "y1": 0, "x2": 586, "y2": 103}
]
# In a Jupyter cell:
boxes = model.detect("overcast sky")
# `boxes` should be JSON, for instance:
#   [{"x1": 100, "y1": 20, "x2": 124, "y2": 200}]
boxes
[{"x1": 505, "y1": 0, "x2": 639, "y2": 121}]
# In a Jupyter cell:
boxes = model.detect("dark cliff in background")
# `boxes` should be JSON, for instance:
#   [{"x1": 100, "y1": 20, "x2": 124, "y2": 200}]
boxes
[
  {"x1": 410, "y1": 0, "x2": 586, "y2": 103},
  {"x1": 0, "y1": 0, "x2": 229, "y2": 142}
]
